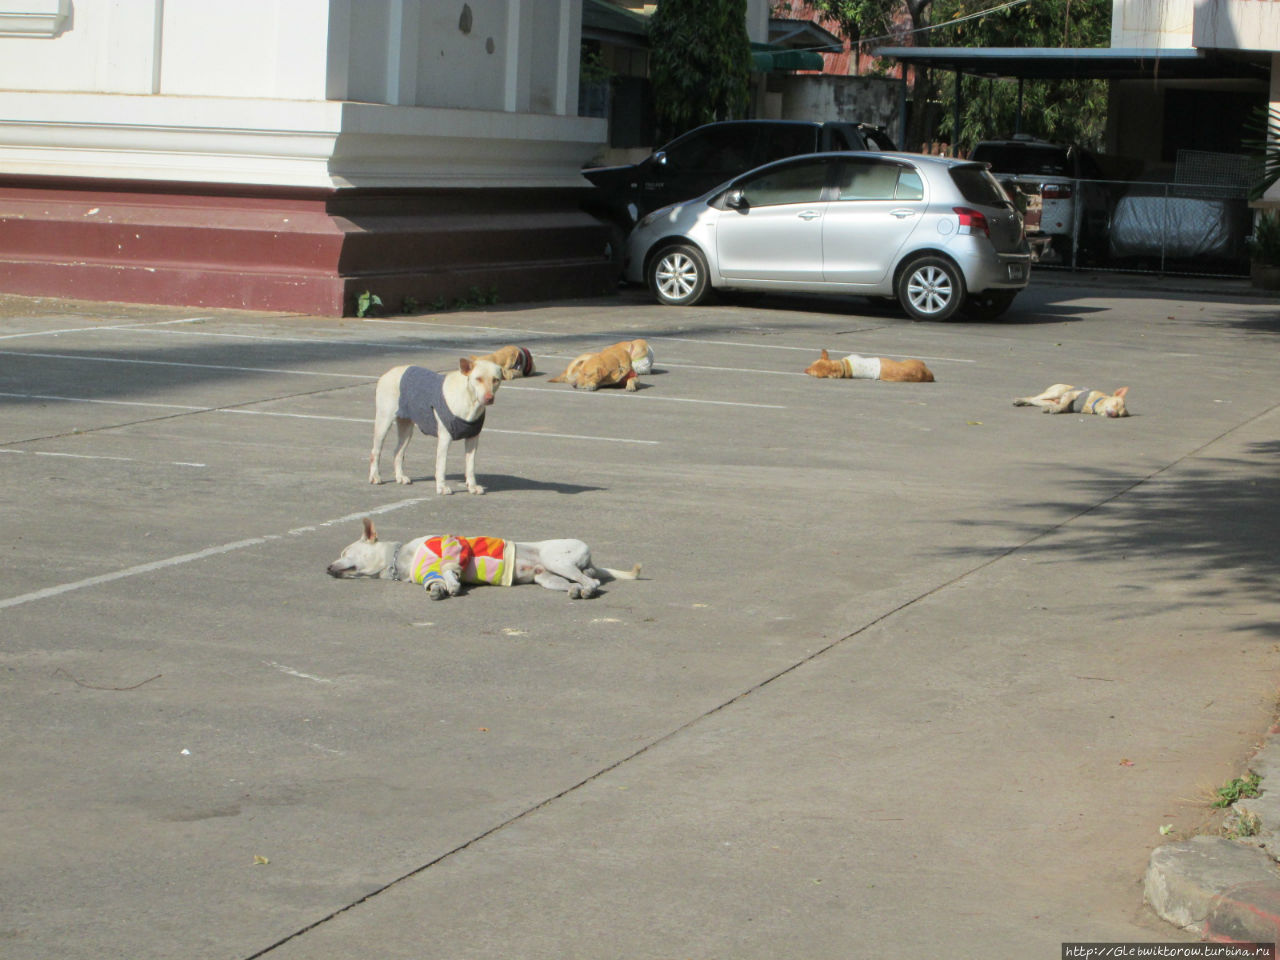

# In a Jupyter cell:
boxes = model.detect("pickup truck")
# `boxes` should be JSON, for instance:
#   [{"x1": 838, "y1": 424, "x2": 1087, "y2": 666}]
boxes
[{"x1": 583, "y1": 119, "x2": 895, "y2": 227}]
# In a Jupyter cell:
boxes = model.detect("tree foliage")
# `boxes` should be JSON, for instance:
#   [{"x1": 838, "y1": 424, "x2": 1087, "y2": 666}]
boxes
[
  {"x1": 649, "y1": 0, "x2": 753, "y2": 141},
  {"x1": 801, "y1": 0, "x2": 1112, "y2": 152}
]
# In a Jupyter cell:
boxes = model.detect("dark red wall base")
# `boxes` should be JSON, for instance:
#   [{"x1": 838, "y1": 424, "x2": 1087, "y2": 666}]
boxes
[{"x1": 0, "y1": 177, "x2": 618, "y2": 316}]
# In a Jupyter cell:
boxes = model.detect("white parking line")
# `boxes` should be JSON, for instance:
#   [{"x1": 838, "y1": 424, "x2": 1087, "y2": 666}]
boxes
[
  {"x1": 0, "y1": 391, "x2": 659, "y2": 444},
  {"x1": 503, "y1": 385, "x2": 784, "y2": 409},
  {"x1": 0, "y1": 349, "x2": 372, "y2": 379},
  {"x1": 0, "y1": 316, "x2": 211, "y2": 341},
  {"x1": 0, "y1": 498, "x2": 431, "y2": 612},
  {"x1": 0, "y1": 449, "x2": 206, "y2": 467},
  {"x1": 650, "y1": 335, "x2": 977, "y2": 364},
  {"x1": 7, "y1": 318, "x2": 976, "y2": 369}
]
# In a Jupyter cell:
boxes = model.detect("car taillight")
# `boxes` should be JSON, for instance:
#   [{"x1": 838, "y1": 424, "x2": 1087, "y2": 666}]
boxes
[
  {"x1": 1042, "y1": 182, "x2": 1073, "y2": 199},
  {"x1": 954, "y1": 207, "x2": 990, "y2": 237}
]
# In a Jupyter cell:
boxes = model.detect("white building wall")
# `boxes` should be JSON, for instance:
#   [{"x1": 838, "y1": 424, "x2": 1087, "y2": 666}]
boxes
[
  {"x1": 1110, "y1": 0, "x2": 1194, "y2": 48},
  {"x1": 0, "y1": 0, "x2": 604, "y2": 188}
]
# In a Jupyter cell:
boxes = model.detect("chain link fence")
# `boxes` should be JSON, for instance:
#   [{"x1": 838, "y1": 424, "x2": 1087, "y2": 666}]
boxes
[{"x1": 1029, "y1": 150, "x2": 1258, "y2": 278}]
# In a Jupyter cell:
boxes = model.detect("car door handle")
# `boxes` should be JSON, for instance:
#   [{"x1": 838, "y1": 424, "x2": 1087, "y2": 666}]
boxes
[
  {"x1": 890, "y1": 208, "x2": 918, "y2": 219},
  {"x1": 797, "y1": 210, "x2": 822, "y2": 220}
]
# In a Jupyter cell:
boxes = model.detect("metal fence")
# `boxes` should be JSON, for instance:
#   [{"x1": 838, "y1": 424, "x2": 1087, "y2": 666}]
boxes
[
  {"x1": 1029, "y1": 178, "x2": 1252, "y2": 278},
  {"x1": 1020, "y1": 150, "x2": 1258, "y2": 279}
]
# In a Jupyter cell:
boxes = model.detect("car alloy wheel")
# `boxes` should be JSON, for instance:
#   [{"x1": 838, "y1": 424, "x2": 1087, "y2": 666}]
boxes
[
  {"x1": 898, "y1": 255, "x2": 964, "y2": 321},
  {"x1": 649, "y1": 243, "x2": 709, "y2": 306}
]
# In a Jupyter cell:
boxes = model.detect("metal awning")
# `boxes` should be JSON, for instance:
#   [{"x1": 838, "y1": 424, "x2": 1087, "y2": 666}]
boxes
[
  {"x1": 751, "y1": 42, "x2": 826, "y2": 72},
  {"x1": 582, "y1": 0, "x2": 649, "y2": 47},
  {"x1": 870, "y1": 46, "x2": 1269, "y2": 81}
]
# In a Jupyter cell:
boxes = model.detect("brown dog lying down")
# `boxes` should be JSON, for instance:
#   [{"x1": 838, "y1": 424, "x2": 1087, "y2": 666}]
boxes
[
  {"x1": 1013, "y1": 384, "x2": 1130, "y2": 417},
  {"x1": 549, "y1": 340, "x2": 642, "y2": 391},
  {"x1": 804, "y1": 349, "x2": 935, "y2": 382},
  {"x1": 617, "y1": 338, "x2": 654, "y2": 375},
  {"x1": 469, "y1": 345, "x2": 535, "y2": 380}
]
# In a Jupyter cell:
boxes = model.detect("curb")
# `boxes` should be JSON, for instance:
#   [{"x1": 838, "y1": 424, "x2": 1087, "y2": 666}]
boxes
[{"x1": 1145, "y1": 729, "x2": 1280, "y2": 941}]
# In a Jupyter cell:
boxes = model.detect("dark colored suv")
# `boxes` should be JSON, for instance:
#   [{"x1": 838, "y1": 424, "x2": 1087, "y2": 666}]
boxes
[
  {"x1": 969, "y1": 135, "x2": 1111, "y2": 264},
  {"x1": 583, "y1": 119, "x2": 892, "y2": 227}
]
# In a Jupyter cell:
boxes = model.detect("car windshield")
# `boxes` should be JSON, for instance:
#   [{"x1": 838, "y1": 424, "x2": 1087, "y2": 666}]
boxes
[
  {"x1": 948, "y1": 166, "x2": 1011, "y2": 208},
  {"x1": 971, "y1": 144, "x2": 1070, "y2": 176}
]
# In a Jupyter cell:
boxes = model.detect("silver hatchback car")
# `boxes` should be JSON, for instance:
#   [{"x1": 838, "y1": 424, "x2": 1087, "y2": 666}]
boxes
[{"x1": 624, "y1": 151, "x2": 1031, "y2": 321}]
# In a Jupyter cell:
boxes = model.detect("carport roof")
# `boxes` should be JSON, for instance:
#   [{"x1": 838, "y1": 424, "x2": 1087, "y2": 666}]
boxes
[{"x1": 870, "y1": 45, "x2": 1270, "y2": 81}]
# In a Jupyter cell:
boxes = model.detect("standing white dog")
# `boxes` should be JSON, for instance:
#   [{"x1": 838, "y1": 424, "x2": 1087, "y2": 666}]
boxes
[{"x1": 368, "y1": 358, "x2": 503, "y2": 494}]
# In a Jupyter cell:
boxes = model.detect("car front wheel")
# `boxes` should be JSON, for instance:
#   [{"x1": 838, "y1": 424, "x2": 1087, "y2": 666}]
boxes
[
  {"x1": 897, "y1": 255, "x2": 964, "y2": 321},
  {"x1": 649, "y1": 244, "x2": 710, "y2": 306}
]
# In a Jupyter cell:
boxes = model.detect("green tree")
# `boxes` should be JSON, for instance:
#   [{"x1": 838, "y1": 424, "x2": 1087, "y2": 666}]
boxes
[
  {"x1": 648, "y1": 0, "x2": 753, "y2": 140},
  {"x1": 932, "y1": 0, "x2": 1110, "y2": 153},
  {"x1": 801, "y1": 0, "x2": 1111, "y2": 152}
]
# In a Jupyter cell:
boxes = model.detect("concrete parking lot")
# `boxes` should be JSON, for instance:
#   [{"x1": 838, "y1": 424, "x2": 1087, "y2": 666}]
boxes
[{"x1": 3, "y1": 277, "x2": 1280, "y2": 958}]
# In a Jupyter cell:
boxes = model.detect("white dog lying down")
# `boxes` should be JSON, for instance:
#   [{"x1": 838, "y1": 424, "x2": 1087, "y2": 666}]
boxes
[
  {"x1": 327, "y1": 518, "x2": 642, "y2": 600},
  {"x1": 1013, "y1": 383, "x2": 1130, "y2": 418}
]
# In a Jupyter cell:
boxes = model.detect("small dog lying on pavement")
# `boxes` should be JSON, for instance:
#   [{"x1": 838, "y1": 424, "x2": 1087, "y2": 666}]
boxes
[
  {"x1": 327, "y1": 518, "x2": 642, "y2": 600},
  {"x1": 804, "y1": 349, "x2": 935, "y2": 382},
  {"x1": 1013, "y1": 384, "x2": 1130, "y2": 417},
  {"x1": 469, "y1": 345, "x2": 535, "y2": 380},
  {"x1": 368, "y1": 357, "x2": 503, "y2": 493},
  {"x1": 618, "y1": 338, "x2": 654, "y2": 375},
  {"x1": 549, "y1": 340, "x2": 645, "y2": 391}
]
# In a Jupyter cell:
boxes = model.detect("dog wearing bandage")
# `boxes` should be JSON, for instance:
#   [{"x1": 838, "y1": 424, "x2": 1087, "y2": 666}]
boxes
[
  {"x1": 1013, "y1": 384, "x2": 1130, "y2": 418},
  {"x1": 803, "y1": 349, "x2": 935, "y2": 382}
]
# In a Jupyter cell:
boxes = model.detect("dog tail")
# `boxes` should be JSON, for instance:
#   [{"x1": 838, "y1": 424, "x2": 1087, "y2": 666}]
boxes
[
  {"x1": 599, "y1": 563, "x2": 641, "y2": 581},
  {"x1": 548, "y1": 367, "x2": 570, "y2": 383}
]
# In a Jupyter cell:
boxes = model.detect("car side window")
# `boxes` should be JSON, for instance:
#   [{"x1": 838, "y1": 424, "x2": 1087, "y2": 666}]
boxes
[
  {"x1": 896, "y1": 169, "x2": 924, "y2": 200},
  {"x1": 737, "y1": 160, "x2": 830, "y2": 207},
  {"x1": 757, "y1": 126, "x2": 820, "y2": 166},
  {"x1": 665, "y1": 126, "x2": 755, "y2": 172},
  {"x1": 835, "y1": 160, "x2": 904, "y2": 201}
]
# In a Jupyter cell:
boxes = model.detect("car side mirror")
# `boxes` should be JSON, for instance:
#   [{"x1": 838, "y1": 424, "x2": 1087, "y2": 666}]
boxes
[
  {"x1": 653, "y1": 150, "x2": 668, "y2": 167},
  {"x1": 725, "y1": 190, "x2": 747, "y2": 210}
]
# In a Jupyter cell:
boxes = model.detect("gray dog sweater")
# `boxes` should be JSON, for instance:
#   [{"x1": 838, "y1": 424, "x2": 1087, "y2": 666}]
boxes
[
  {"x1": 396, "y1": 366, "x2": 484, "y2": 440},
  {"x1": 1067, "y1": 389, "x2": 1097, "y2": 413}
]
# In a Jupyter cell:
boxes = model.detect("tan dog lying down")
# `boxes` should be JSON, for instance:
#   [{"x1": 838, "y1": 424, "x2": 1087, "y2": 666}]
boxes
[
  {"x1": 804, "y1": 349, "x2": 935, "y2": 382},
  {"x1": 549, "y1": 340, "x2": 647, "y2": 391},
  {"x1": 1013, "y1": 384, "x2": 1129, "y2": 418},
  {"x1": 617, "y1": 338, "x2": 654, "y2": 375},
  {"x1": 468, "y1": 345, "x2": 535, "y2": 380}
]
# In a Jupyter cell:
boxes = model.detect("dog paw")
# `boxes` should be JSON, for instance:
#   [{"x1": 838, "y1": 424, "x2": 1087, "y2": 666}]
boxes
[
  {"x1": 427, "y1": 582, "x2": 447, "y2": 600},
  {"x1": 395, "y1": 475, "x2": 413, "y2": 485},
  {"x1": 467, "y1": 484, "x2": 485, "y2": 496},
  {"x1": 436, "y1": 485, "x2": 453, "y2": 495},
  {"x1": 369, "y1": 474, "x2": 382, "y2": 484}
]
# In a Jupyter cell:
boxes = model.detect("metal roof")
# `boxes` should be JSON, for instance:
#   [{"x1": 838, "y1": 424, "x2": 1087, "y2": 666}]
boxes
[{"x1": 870, "y1": 46, "x2": 1270, "y2": 81}]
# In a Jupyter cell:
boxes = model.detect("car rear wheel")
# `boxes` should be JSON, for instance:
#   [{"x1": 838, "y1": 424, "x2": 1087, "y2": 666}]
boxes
[
  {"x1": 649, "y1": 244, "x2": 710, "y2": 306},
  {"x1": 964, "y1": 290, "x2": 1018, "y2": 320},
  {"x1": 897, "y1": 255, "x2": 964, "y2": 321}
]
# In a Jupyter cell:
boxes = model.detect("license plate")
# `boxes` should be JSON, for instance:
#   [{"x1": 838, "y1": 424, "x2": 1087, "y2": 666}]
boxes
[{"x1": 1008, "y1": 263, "x2": 1026, "y2": 281}]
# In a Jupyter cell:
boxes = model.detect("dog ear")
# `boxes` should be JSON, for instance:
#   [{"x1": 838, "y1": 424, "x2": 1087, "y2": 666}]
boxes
[
  {"x1": 1113, "y1": 386, "x2": 1130, "y2": 397},
  {"x1": 458, "y1": 357, "x2": 474, "y2": 375},
  {"x1": 362, "y1": 517, "x2": 377, "y2": 542},
  {"x1": 819, "y1": 349, "x2": 830, "y2": 360}
]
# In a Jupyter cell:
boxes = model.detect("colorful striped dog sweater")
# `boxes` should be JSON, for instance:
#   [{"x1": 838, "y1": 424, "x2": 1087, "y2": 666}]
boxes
[{"x1": 407, "y1": 536, "x2": 515, "y2": 588}]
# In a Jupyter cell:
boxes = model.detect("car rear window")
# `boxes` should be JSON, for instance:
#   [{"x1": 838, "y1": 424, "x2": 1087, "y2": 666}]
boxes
[
  {"x1": 970, "y1": 144, "x2": 1069, "y2": 176},
  {"x1": 949, "y1": 166, "x2": 1012, "y2": 208}
]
